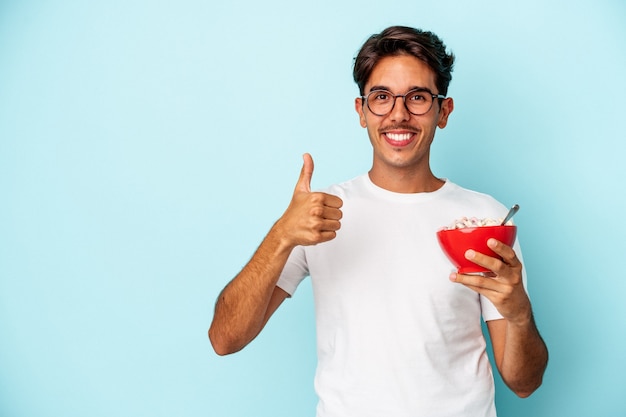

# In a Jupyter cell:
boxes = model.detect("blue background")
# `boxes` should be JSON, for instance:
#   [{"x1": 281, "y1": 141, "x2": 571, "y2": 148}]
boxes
[{"x1": 1, "y1": 1, "x2": 625, "y2": 416}]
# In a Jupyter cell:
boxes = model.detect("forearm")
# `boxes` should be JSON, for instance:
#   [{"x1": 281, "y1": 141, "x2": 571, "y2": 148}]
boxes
[
  {"x1": 209, "y1": 226, "x2": 294, "y2": 355},
  {"x1": 497, "y1": 314, "x2": 548, "y2": 397}
]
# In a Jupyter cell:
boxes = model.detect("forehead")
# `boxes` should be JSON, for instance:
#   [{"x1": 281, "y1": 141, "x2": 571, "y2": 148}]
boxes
[{"x1": 365, "y1": 54, "x2": 437, "y2": 93}]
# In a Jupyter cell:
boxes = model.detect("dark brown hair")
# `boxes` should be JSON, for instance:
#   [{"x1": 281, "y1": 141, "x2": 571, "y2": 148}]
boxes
[{"x1": 353, "y1": 26, "x2": 455, "y2": 96}]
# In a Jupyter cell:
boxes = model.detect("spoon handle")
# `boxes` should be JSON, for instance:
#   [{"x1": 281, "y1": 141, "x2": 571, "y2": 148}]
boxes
[{"x1": 501, "y1": 204, "x2": 520, "y2": 225}]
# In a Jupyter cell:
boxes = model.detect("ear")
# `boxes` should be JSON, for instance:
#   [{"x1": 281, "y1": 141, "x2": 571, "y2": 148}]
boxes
[
  {"x1": 437, "y1": 97, "x2": 454, "y2": 129},
  {"x1": 355, "y1": 97, "x2": 367, "y2": 128}
]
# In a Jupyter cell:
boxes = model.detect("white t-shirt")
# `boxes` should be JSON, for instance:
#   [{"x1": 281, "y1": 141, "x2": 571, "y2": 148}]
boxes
[{"x1": 277, "y1": 174, "x2": 525, "y2": 417}]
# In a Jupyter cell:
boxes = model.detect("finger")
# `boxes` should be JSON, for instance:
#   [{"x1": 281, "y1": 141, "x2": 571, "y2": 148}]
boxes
[
  {"x1": 322, "y1": 206, "x2": 343, "y2": 221},
  {"x1": 464, "y1": 249, "x2": 500, "y2": 272},
  {"x1": 295, "y1": 153, "x2": 314, "y2": 193},
  {"x1": 487, "y1": 238, "x2": 520, "y2": 267},
  {"x1": 322, "y1": 217, "x2": 342, "y2": 231},
  {"x1": 464, "y1": 246, "x2": 522, "y2": 284},
  {"x1": 323, "y1": 194, "x2": 344, "y2": 209},
  {"x1": 450, "y1": 272, "x2": 500, "y2": 290},
  {"x1": 317, "y1": 230, "x2": 339, "y2": 243},
  {"x1": 304, "y1": 220, "x2": 341, "y2": 244}
]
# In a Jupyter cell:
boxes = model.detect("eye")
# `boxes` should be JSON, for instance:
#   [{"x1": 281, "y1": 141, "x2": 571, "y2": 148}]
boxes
[
  {"x1": 407, "y1": 91, "x2": 429, "y2": 102},
  {"x1": 370, "y1": 91, "x2": 391, "y2": 102}
]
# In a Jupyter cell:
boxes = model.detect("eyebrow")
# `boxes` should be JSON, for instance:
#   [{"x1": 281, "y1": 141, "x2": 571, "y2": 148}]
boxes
[{"x1": 367, "y1": 85, "x2": 434, "y2": 94}]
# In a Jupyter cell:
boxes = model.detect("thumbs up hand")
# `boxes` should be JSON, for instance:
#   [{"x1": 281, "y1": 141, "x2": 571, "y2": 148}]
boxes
[{"x1": 274, "y1": 153, "x2": 343, "y2": 248}]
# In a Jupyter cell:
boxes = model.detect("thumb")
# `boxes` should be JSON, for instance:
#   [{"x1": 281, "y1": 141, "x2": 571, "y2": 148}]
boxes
[{"x1": 294, "y1": 153, "x2": 314, "y2": 193}]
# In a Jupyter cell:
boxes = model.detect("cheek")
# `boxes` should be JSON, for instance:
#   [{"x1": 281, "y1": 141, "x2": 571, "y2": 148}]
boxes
[{"x1": 366, "y1": 127, "x2": 378, "y2": 147}]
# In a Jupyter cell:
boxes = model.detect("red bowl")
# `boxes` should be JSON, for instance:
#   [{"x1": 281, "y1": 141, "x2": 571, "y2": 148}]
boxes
[{"x1": 436, "y1": 225, "x2": 517, "y2": 275}]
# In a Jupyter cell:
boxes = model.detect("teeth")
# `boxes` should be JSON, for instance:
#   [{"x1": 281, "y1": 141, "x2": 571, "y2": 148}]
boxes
[{"x1": 386, "y1": 133, "x2": 412, "y2": 141}]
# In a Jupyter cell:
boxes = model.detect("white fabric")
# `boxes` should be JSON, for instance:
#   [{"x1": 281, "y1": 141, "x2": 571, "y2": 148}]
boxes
[{"x1": 277, "y1": 174, "x2": 526, "y2": 417}]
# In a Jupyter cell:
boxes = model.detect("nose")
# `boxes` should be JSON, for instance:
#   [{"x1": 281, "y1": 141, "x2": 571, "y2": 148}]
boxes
[{"x1": 389, "y1": 95, "x2": 410, "y2": 122}]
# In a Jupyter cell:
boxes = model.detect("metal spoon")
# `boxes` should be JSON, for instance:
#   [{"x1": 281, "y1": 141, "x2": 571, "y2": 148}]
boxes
[{"x1": 501, "y1": 204, "x2": 520, "y2": 225}]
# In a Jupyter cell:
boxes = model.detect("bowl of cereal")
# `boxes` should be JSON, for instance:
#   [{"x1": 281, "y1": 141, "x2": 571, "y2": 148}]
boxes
[{"x1": 436, "y1": 216, "x2": 517, "y2": 275}]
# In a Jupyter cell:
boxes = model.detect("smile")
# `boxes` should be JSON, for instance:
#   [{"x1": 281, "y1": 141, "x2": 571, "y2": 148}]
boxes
[{"x1": 383, "y1": 132, "x2": 415, "y2": 146}]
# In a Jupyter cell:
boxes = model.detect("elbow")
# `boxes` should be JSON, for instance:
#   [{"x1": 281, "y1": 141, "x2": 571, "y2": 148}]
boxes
[
  {"x1": 510, "y1": 376, "x2": 545, "y2": 398},
  {"x1": 505, "y1": 350, "x2": 549, "y2": 398},
  {"x1": 208, "y1": 327, "x2": 230, "y2": 356},
  {"x1": 208, "y1": 327, "x2": 244, "y2": 356},
  {"x1": 209, "y1": 338, "x2": 231, "y2": 357},
  {"x1": 514, "y1": 389, "x2": 536, "y2": 399}
]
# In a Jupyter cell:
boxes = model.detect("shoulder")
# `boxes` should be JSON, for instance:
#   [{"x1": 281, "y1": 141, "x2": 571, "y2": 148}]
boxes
[
  {"x1": 318, "y1": 174, "x2": 368, "y2": 199},
  {"x1": 440, "y1": 180, "x2": 507, "y2": 213}
]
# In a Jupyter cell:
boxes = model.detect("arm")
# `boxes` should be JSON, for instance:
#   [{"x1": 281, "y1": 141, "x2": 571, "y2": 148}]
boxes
[
  {"x1": 450, "y1": 238, "x2": 548, "y2": 397},
  {"x1": 208, "y1": 232, "x2": 293, "y2": 356},
  {"x1": 208, "y1": 154, "x2": 343, "y2": 355},
  {"x1": 486, "y1": 315, "x2": 548, "y2": 397}
]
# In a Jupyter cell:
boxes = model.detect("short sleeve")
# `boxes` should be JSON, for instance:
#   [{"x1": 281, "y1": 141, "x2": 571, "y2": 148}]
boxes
[
  {"x1": 276, "y1": 245, "x2": 309, "y2": 296},
  {"x1": 480, "y1": 295, "x2": 503, "y2": 322}
]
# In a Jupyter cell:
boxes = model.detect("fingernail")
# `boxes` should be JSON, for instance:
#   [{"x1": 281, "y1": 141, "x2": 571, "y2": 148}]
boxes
[
  {"x1": 465, "y1": 249, "x2": 475, "y2": 259},
  {"x1": 449, "y1": 273, "x2": 457, "y2": 281},
  {"x1": 487, "y1": 238, "x2": 497, "y2": 248}
]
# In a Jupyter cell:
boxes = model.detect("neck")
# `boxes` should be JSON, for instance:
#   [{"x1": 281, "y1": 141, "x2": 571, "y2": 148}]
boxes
[{"x1": 368, "y1": 165, "x2": 444, "y2": 194}]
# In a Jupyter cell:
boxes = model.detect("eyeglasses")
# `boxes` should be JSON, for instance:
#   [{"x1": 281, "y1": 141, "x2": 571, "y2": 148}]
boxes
[{"x1": 361, "y1": 88, "x2": 446, "y2": 116}]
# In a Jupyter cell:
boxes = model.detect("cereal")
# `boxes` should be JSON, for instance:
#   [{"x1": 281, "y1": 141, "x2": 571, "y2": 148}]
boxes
[{"x1": 442, "y1": 216, "x2": 513, "y2": 230}]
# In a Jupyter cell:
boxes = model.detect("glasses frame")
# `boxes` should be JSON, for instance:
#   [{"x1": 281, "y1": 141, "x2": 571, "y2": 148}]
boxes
[{"x1": 361, "y1": 88, "x2": 446, "y2": 117}]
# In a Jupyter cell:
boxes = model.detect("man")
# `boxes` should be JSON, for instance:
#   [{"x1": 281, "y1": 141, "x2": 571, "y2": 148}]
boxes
[{"x1": 209, "y1": 26, "x2": 548, "y2": 417}]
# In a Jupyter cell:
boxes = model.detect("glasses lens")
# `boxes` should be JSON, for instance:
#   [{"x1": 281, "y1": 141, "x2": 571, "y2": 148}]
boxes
[
  {"x1": 405, "y1": 90, "x2": 433, "y2": 115},
  {"x1": 367, "y1": 90, "x2": 393, "y2": 116}
]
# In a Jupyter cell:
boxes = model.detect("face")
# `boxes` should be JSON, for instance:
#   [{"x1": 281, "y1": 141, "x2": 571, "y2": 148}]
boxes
[{"x1": 355, "y1": 54, "x2": 454, "y2": 175}]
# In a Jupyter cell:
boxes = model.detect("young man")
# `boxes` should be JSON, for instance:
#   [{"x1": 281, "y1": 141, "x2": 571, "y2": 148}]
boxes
[{"x1": 209, "y1": 26, "x2": 548, "y2": 417}]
